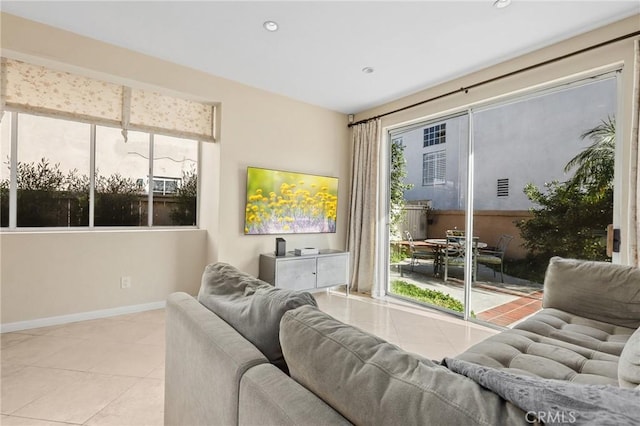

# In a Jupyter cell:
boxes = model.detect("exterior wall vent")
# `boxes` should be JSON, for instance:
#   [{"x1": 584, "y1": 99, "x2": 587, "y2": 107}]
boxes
[{"x1": 497, "y1": 178, "x2": 509, "y2": 197}]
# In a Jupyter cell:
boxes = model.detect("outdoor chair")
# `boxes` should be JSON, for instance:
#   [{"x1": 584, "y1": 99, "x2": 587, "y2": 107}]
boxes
[
  {"x1": 443, "y1": 230, "x2": 478, "y2": 281},
  {"x1": 405, "y1": 231, "x2": 436, "y2": 272},
  {"x1": 476, "y1": 234, "x2": 514, "y2": 283}
]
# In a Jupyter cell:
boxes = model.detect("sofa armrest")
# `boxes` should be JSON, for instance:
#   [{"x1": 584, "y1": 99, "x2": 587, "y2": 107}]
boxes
[
  {"x1": 542, "y1": 257, "x2": 640, "y2": 329},
  {"x1": 165, "y1": 292, "x2": 268, "y2": 426},
  {"x1": 239, "y1": 363, "x2": 352, "y2": 426}
]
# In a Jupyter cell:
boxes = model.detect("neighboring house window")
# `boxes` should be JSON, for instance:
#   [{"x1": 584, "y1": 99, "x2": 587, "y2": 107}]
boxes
[
  {"x1": 497, "y1": 178, "x2": 509, "y2": 197},
  {"x1": 423, "y1": 150, "x2": 446, "y2": 185},
  {"x1": 423, "y1": 123, "x2": 446, "y2": 147},
  {"x1": 1, "y1": 112, "x2": 199, "y2": 228},
  {"x1": 153, "y1": 177, "x2": 181, "y2": 195}
]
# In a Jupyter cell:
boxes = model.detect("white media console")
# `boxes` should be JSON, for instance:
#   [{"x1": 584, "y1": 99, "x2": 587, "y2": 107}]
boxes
[{"x1": 259, "y1": 249, "x2": 350, "y2": 294}]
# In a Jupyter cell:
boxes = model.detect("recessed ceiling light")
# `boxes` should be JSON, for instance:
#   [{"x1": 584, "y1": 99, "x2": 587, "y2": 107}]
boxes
[
  {"x1": 493, "y1": 0, "x2": 512, "y2": 8},
  {"x1": 263, "y1": 21, "x2": 279, "y2": 32},
  {"x1": 362, "y1": 67, "x2": 374, "y2": 74}
]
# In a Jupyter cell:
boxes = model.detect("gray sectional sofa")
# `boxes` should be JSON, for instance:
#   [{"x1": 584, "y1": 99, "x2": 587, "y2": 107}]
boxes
[{"x1": 165, "y1": 257, "x2": 640, "y2": 425}]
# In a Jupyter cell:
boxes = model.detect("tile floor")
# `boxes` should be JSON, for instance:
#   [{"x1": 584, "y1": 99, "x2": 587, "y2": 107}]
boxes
[{"x1": 1, "y1": 291, "x2": 498, "y2": 425}]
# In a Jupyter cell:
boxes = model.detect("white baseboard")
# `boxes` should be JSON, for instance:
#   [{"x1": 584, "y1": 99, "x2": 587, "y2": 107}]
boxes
[{"x1": 1, "y1": 301, "x2": 167, "y2": 333}]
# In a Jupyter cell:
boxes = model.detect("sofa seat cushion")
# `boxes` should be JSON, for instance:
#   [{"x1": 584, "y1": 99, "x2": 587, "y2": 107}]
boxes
[
  {"x1": 280, "y1": 305, "x2": 527, "y2": 426},
  {"x1": 618, "y1": 327, "x2": 640, "y2": 388},
  {"x1": 197, "y1": 262, "x2": 317, "y2": 372},
  {"x1": 456, "y1": 309, "x2": 635, "y2": 385},
  {"x1": 514, "y1": 308, "x2": 634, "y2": 355}
]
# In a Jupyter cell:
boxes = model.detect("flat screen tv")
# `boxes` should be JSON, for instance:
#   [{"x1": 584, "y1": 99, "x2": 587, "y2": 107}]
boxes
[{"x1": 244, "y1": 167, "x2": 338, "y2": 235}]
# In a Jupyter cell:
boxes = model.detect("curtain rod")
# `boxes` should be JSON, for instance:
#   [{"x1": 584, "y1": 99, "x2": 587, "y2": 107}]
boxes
[{"x1": 348, "y1": 29, "x2": 640, "y2": 128}]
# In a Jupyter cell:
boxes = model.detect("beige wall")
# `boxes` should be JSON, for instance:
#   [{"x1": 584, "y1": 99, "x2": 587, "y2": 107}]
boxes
[
  {"x1": 356, "y1": 15, "x2": 639, "y2": 266},
  {"x1": 0, "y1": 230, "x2": 207, "y2": 324},
  {"x1": 0, "y1": 13, "x2": 350, "y2": 325}
]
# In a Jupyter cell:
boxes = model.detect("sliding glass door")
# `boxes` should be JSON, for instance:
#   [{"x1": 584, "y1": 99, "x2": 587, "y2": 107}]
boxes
[
  {"x1": 387, "y1": 72, "x2": 618, "y2": 326},
  {"x1": 469, "y1": 75, "x2": 617, "y2": 327},
  {"x1": 388, "y1": 113, "x2": 470, "y2": 316}
]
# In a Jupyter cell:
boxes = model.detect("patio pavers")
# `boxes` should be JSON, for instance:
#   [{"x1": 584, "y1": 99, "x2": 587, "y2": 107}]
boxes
[{"x1": 476, "y1": 291, "x2": 543, "y2": 327}]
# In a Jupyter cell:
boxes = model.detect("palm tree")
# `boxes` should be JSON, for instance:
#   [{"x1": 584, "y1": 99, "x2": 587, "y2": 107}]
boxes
[{"x1": 564, "y1": 116, "x2": 615, "y2": 199}]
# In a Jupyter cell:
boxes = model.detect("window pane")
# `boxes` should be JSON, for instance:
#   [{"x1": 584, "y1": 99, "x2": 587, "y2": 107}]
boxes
[
  {"x1": 95, "y1": 126, "x2": 148, "y2": 226},
  {"x1": 152, "y1": 134, "x2": 198, "y2": 226},
  {"x1": 16, "y1": 115, "x2": 90, "y2": 227},
  {"x1": 1, "y1": 116, "x2": 10, "y2": 227}
]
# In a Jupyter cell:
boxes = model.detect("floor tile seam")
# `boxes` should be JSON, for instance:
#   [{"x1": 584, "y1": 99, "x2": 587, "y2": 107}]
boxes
[
  {"x1": 3, "y1": 367, "x2": 97, "y2": 419},
  {"x1": 18, "y1": 364, "x2": 156, "y2": 381},
  {"x1": 86, "y1": 366, "x2": 162, "y2": 379},
  {"x1": 106, "y1": 316, "x2": 165, "y2": 323},
  {"x1": 28, "y1": 342, "x2": 164, "y2": 375},
  {"x1": 431, "y1": 317, "x2": 476, "y2": 353},
  {"x1": 1, "y1": 337, "x2": 92, "y2": 366},
  {"x1": 125, "y1": 342, "x2": 165, "y2": 349},
  {"x1": 1, "y1": 390, "x2": 45, "y2": 417},
  {"x1": 26, "y1": 341, "x2": 126, "y2": 373},
  {"x1": 386, "y1": 311, "x2": 403, "y2": 345},
  {"x1": 80, "y1": 376, "x2": 148, "y2": 426},
  {"x1": 3, "y1": 413, "x2": 82, "y2": 425}
]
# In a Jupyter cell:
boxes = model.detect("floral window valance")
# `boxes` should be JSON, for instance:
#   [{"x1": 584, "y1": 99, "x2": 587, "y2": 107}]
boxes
[{"x1": 0, "y1": 58, "x2": 216, "y2": 142}]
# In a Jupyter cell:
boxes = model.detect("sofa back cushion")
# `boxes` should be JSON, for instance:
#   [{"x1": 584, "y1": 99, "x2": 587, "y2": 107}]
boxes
[
  {"x1": 280, "y1": 305, "x2": 526, "y2": 426},
  {"x1": 197, "y1": 262, "x2": 317, "y2": 372},
  {"x1": 543, "y1": 257, "x2": 640, "y2": 329},
  {"x1": 618, "y1": 327, "x2": 640, "y2": 388}
]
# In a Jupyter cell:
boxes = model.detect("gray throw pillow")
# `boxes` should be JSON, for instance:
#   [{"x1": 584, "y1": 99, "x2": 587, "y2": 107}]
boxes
[
  {"x1": 618, "y1": 327, "x2": 640, "y2": 388},
  {"x1": 197, "y1": 262, "x2": 317, "y2": 373}
]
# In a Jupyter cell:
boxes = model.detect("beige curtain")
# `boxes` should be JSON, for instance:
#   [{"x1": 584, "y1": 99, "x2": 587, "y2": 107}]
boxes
[
  {"x1": 347, "y1": 119, "x2": 381, "y2": 294},
  {"x1": 629, "y1": 40, "x2": 640, "y2": 267}
]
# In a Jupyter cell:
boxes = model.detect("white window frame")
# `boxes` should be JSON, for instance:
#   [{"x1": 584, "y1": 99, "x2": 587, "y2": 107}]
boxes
[
  {"x1": 422, "y1": 150, "x2": 446, "y2": 186},
  {"x1": 423, "y1": 123, "x2": 446, "y2": 147},
  {"x1": 1, "y1": 111, "x2": 200, "y2": 230}
]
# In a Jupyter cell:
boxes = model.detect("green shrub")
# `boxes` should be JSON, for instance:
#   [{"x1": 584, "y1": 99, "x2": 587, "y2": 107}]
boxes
[{"x1": 391, "y1": 280, "x2": 464, "y2": 313}]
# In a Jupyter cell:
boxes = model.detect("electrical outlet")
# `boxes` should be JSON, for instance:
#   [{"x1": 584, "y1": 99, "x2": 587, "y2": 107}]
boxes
[{"x1": 120, "y1": 276, "x2": 132, "y2": 289}]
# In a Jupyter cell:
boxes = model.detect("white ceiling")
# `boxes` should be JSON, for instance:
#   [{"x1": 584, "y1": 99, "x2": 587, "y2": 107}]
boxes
[{"x1": 2, "y1": 1, "x2": 639, "y2": 114}]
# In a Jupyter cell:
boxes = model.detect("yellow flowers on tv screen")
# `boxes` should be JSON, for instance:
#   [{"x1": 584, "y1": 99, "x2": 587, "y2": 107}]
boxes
[{"x1": 244, "y1": 167, "x2": 338, "y2": 234}]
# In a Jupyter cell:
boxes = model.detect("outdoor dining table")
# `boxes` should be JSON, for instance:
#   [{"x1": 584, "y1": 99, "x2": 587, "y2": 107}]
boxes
[{"x1": 424, "y1": 238, "x2": 487, "y2": 278}]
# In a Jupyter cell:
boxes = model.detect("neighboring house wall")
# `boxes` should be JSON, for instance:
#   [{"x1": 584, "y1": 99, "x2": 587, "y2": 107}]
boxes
[
  {"x1": 428, "y1": 210, "x2": 532, "y2": 260},
  {"x1": 400, "y1": 115, "x2": 467, "y2": 210},
  {"x1": 402, "y1": 78, "x2": 616, "y2": 211},
  {"x1": 0, "y1": 13, "x2": 350, "y2": 326}
]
